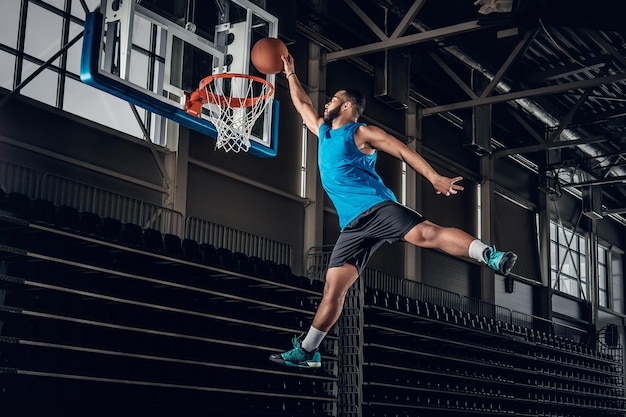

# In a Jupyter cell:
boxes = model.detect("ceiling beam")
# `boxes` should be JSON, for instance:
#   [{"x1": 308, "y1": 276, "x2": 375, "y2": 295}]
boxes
[
  {"x1": 421, "y1": 72, "x2": 626, "y2": 116},
  {"x1": 547, "y1": 87, "x2": 594, "y2": 142},
  {"x1": 428, "y1": 52, "x2": 477, "y2": 99},
  {"x1": 524, "y1": 57, "x2": 607, "y2": 84},
  {"x1": 390, "y1": 0, "x2": 427, "y2": 39},
  {"x1": 545, "y1": 151, "x2": 626, "y2": 171},
  {"x1": 326, "y1": 20, "x2": 493, "y2": 62},
  {"x1": 480, "y1": 28, "x2": 538, "y2": 98},
  {"x1": 344, "y1": 0, "x2": 388, "y2": 41},
  {"x1": 504, "y1": 106, "x2": 546, "y2": 144},
  {"x1": 494, "y1": 135, "x2": 608, "y2": 158},
  {"x1": 584, "y1": 29, "x2": 626, "y2": 69},
  {"x1": 560, "y1": 175, "x2": 626, "y2": 188}
]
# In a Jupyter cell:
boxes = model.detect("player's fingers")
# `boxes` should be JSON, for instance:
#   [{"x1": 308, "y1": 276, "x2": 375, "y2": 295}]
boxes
[{"x1": 280, "y1": 54, "x2": 292, "y2": 65}]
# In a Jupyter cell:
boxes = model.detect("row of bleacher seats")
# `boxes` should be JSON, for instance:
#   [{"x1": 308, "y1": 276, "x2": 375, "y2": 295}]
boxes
[
  {"x1": 0, "y1": 190, "x2": 339, "y2": 416},
  {"x1": 3, "y1": 188, "x2": 623, "y2": 417},
  {"x1": 364, "y1": 287, "x2": 615, "y2": 362},
  {"x1": 362, "y1": 285, "x2": 624, "y2": 417},
  {"x1": 0, "y1": 190, "x2": 323, "y2": 293}
]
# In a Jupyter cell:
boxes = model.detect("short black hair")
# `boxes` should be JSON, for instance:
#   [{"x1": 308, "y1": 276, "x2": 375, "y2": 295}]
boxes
[{"x1": 342, "y1": 89, "x2": 366, "y2": 118}]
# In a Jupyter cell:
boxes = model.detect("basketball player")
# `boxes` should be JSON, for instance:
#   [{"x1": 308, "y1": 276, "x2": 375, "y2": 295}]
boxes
[{"x1": 269, "y1": 54, "x2": 518, "y2": 369}]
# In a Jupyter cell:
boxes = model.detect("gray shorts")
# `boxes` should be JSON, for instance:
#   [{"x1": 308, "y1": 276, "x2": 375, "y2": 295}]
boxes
[{"x1": 328, "y1": 201, "x2": 424, "y2": 274}]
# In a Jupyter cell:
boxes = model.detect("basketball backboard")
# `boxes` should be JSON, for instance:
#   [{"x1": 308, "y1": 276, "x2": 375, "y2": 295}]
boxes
[{"x1": 80, "y1": 0, "x2": 280, "y2": 157}]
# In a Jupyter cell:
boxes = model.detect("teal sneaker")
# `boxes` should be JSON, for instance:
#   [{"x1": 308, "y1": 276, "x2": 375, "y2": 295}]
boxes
[
  {"x1": 269, "y1": 334, "x2": 322, "y2": 368},
  {"x1": 483, "y1": 246, "x2": 518, "y2": 275}
]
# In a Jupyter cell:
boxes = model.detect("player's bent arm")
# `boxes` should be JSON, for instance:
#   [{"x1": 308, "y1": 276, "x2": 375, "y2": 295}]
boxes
[
  {"x1": 356, "y1": 125, "x2": 464, "y2": 195},
  {"x1": 356, "y1": 125, "x2": 437, "y2": 181}
]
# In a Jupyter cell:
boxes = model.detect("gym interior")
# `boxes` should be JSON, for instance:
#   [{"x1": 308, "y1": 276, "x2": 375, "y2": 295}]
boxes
[{"x1": 1, "y1": 0, "x2": 625, "y2": 416}]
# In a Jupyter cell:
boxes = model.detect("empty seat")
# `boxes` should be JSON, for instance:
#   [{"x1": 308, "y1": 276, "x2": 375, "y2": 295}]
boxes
[
  {"x1": 312, "y1": 279, "x2": 325, "y2": 292},
  {"x1": 102, "y1": 217, "x2": 123, "y2": 241},
  {"x1": 78, "y1": 211, "x2": 101, "y2": 235},
  {"x1": 30, "y1": 199, "x2": 56, "y2": 224},
  {"x1": 142, "y1": 228, "x2": 163, "y2": 252},
  {"x1": 5, "y1": 192, "x2": 32, "y2": 219},
  {"x1": 121, "y1": 222, "x2": 142, "y2": 246},
  {"x1": 263, "y1": 259, "x2": 279, "y2": 280},
  {"x1": 199, "y1": 243, "x2": 217, "y2": 265},
  {"x1": 279, "y1": 264, "x2": 302, "y2": 286},
  {"x1": 232, "y1": 251, "x2": 250, "y2": 273},
  {"x1": 247, "y1": 255, "x2": 267, "y2": 277},
  {"x1": 55, "y1": 205, "x2": 79, "y2": 230},
  {"x1": 163, "y1": 234, "x2": 182, "y2": 256},
  {"x1": 216, "y1": 247, "x2": 234, "y2": 269},
  {"x1": 181, "y1": 238, "x2": 201, "y2": 261},
  {"x1": 289, "y1": 274, "x2": 312, "y2": 289}
]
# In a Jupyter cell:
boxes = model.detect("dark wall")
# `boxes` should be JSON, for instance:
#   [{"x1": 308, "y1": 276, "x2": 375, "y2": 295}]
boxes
[
  {"x1": 185, "y1": 163, "x2": 305, "y2": 266},
  {"x1": 0, "y1": 95, "x2": 166, "y2": 204}
]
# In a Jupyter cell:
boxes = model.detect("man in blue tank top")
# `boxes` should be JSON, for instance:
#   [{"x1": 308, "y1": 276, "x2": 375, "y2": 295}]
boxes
[{"x1": 270, "y1": 54, "x2": 518, "y2": 369}]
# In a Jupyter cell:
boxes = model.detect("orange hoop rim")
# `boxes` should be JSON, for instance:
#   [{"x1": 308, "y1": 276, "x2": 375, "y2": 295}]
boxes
[{"x1": 198, "y1": 73, "x2": 275, "y2": 108}]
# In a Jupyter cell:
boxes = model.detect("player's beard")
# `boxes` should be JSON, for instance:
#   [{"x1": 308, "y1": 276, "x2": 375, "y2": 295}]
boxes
[{"x1": 323, "y1": 105, "x2": 342, "y2": 125}]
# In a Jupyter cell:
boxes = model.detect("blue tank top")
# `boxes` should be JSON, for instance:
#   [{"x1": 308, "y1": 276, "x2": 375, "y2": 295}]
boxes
[{"x1": 318, "y1": 122, "x2": 397, "y2": 230}]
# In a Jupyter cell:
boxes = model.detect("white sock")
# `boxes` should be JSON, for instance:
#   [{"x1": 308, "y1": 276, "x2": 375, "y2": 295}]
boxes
[
  {"x1": 301, "y1": 326, "x2": 327, "y2": 352},
  {"x1": 469, "y1": 239, "x2": 489, "y2": 263}
]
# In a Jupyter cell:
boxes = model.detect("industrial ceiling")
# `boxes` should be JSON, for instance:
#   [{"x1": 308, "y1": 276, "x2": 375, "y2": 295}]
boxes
[{"x1": 292, "y1": 0, "x2": 626, "y2": 224}]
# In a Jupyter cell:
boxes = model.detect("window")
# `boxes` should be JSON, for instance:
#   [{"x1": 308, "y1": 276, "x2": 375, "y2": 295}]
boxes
[
  {"x1": 598, "y1": 244, "x2": 609, "y2": 308},
  {"x1": 550, "y1": 220, "x2": 588, "y2": 299},
  {"x1": 2, "y1": 0, "x2": 166, "y2": 144}
]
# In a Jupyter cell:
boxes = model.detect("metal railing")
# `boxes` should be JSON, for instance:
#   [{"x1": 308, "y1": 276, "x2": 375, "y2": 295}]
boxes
[
  {"x1": 1, "y1": 161, "x2": 292, "y2": 266},
  {"x1": 186, "y1": 216, "x2": 292, "y2": 267},
  {"x1": 40, "y1": 174, "x2": 184, "y2": 236},
  {"x1": 0, "y1": 160, "x2": 39, "y2": 198}
]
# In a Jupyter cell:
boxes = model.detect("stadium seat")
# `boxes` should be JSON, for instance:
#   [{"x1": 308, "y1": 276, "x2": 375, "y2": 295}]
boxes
[
  {"x1": 121, "y1": 222, "x2": 142, "y2": 246},
  {"x1": 216, "y1": 247, "x2": 234, "y2": 269},
  {"x1": 78, "y1": 211, "x2": 102, "y2": 235},
  {"x1": 30, "y1": 199, "x2": 56, "y2": 224},
  {"x1": 163, "y1": 234, "x2": 182, "y2": 257},
  {"x1": 142, "y1": 228, "x2": 163, "y2": 252},
  {"x1": 181, "y1": 238, "x2": 201, "y2": 261},
  {"x1": 55, "y1": 205, "x2": 80, "y2": 230},
  {"x1": 101, "y1": 217, "x2": 123, "y2": 241},
  {"x1": 232, "y1": 251, "x2": 251, "y2": 273},
  {"x1": 199, "y1": 243, "x2": 218, "y2": 265},
  {"x1": 5, "y1": 192, "x2": 31, "y2": 219}
]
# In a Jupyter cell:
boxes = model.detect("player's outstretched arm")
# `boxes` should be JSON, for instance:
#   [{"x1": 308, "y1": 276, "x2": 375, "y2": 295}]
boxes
[
  {"x1": 281, "y1": 54, "x2": 323, "y2": 136},
  {"x1": 356, "y1": 125, "x2": 464, "y2": 197}
]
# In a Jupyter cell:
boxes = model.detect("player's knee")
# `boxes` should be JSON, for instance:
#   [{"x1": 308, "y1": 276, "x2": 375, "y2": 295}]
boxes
[
  {"x1": 322, "y1": 280, "x2": 350, "y2": 299},
  {"x1": 421, "y1": 223, "x2": 442, "y2": 242},
  {"x1": 407, "y1": 221, "x2": 441, "y2": 245}
]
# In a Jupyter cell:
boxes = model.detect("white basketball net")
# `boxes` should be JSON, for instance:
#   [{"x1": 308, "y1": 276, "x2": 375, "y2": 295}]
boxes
[{"x1": 201, "y1": 74, "x2": 274, "y2": 153}]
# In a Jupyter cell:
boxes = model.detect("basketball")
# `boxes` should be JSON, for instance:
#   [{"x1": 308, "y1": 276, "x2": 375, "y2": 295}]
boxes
[{"x1": 251, "y1": 37, "x2": 288, "y2": 75}]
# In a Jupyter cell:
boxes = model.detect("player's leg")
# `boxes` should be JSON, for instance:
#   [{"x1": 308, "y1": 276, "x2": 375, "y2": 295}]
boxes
[
  {"x1": 311, "y1": 263, "x2": 360, "y2": 331},
  {"x1": 269, "y1": 263, "x2": 358, "y2": 368},
  {"x1": 403, "y1": 220, "x2": 518, "y2": 275},
  {"x1": 269, "y1": 207, "x2": 377, "y2": 369}
]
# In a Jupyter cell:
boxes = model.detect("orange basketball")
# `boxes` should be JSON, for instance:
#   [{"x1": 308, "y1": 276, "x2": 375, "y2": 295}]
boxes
[{"x1": 251, "y1": 37, "x2": 288, "y2": 75}]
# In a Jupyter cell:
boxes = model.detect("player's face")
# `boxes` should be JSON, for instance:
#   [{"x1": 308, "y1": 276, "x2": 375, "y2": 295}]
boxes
[{"x1": 323, "y1": 93, "x2": 345, "y2": 124}]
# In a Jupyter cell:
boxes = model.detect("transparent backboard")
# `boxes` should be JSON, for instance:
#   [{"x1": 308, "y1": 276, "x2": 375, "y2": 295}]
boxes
[{"x1": 80, "y1": 0, "x2": 280, "y2": 157}]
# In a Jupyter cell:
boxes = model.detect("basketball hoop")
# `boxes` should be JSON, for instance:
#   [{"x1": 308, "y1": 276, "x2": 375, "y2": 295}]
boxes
[{"x1": 185, "y1": 73, "x2": 274, "y2": 153}]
